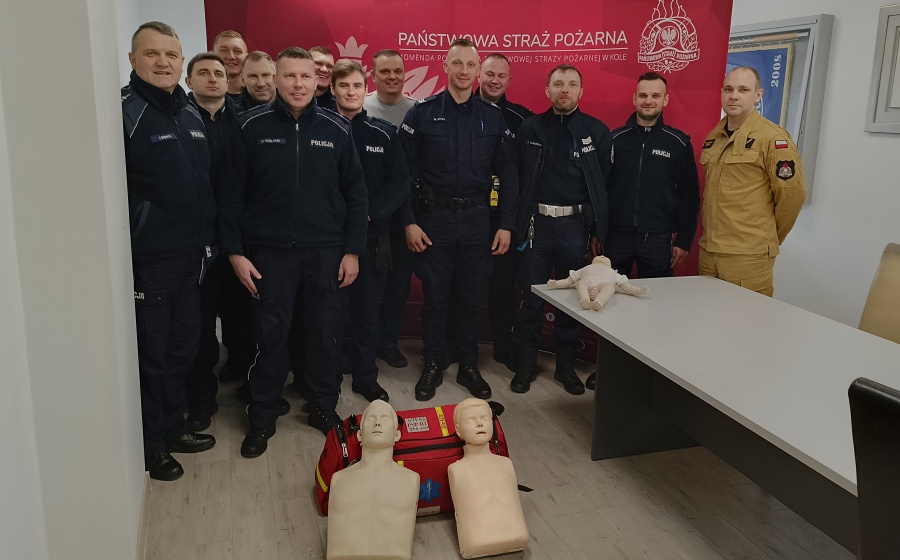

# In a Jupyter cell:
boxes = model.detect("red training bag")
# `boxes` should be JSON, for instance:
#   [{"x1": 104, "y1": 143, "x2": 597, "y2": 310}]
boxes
[{"x1": 314, "y1": 402, "x2": 508, "y2": 516}]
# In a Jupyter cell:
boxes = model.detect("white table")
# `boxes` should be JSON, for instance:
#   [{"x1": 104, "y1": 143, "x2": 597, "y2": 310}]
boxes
[{"x1": 534, "y1": 276, "x2": 900, "y2": 552}]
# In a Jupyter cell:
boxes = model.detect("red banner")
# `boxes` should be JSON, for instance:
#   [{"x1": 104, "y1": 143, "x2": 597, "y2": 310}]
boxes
[{"x1": 205, "y1": 0, "x2": 733, "y2": 356}]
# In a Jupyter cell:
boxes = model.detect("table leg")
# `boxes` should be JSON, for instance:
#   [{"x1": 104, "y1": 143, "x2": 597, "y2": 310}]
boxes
[{"x1": 592, "y1": 335, "x2": 698, "y2": 460}]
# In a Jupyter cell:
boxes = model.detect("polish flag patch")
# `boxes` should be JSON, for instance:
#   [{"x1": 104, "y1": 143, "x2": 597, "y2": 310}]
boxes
[{"x1": 775, "y1": 139, "x2": 789, "y2": 149}]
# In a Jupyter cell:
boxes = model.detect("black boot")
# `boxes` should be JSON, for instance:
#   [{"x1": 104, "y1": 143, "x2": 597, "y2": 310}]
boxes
[
  {"x1": 457, "y1": 364, "x2": 492, "y2": 399},
  {"x1": 415, "y1": 358, "x2": 444, "y2": 401}
]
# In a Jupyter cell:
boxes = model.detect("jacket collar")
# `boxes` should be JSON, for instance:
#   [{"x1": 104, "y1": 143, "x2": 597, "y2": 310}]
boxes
[
  {"x1": 187, "y1": 92, "x2": 228, "y2": 120},
  {"x1": 129, "y1": 70, "x2": 186, "y2": 116},
  {"x1": 625, "y1": 111, "x2": 665, "y2": 131},
  {"x1": 273, "y1": 93, "x2": 318, "y2": 123},
  {"x1": 715, "y1": 110, "x2": 760, "y2": 155}
]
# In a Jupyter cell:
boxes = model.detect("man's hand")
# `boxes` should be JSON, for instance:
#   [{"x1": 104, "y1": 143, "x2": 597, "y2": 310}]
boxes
[
  {"x1": 338, "y1": 254, "x2": 359, "y2": 288},
  {"x1": 229, "y1": 254, "x2": 261, "y2": 295},
  {"x1": 405, "y1": 224, "x2": 432, "y2": 252},
  {"x1": 491, "y1": 229, "x2": 511, "y2": 255},
  {"x1": 590, "y1": 237, "x2": 603, "y2": 257},
  {"x1": 671, "y1": 246, "x2": 688, "y2": 270}
]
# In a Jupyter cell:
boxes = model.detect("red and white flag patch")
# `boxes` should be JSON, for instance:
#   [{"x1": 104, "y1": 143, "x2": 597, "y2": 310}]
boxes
[{"x1": 775, "y1": 139, "x2": 789, "y2": 149}]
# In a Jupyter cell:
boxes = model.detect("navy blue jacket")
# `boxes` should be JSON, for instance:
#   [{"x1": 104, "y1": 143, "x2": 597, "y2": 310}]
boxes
[
  {"x1": 188, "y1": 93, "x2": 238, "y2": 197},
  {"x1": 515, "y1": 108, "x2": 613, "y2": 243},
  {"x1": 399, "y1": 90, "x2": 519, "y2": 231},
  {"x1": 476, "y1": 92, "x2": 534, "y2": 137},
  {"x1": 122, "y1": 72, "x2": 216, "y2": 258},
  {"x1": 218, "y1": 96, "x2": 368, "y2": 256},
  {"x1": 609, "y1": 113, "x2": 700, "y2": 251},
  {"x1": 341, "y1": 109, "x2": 410, "y2": 238}
]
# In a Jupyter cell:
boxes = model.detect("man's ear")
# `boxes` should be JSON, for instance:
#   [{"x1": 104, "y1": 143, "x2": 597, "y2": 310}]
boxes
[{"x1": 394, "y1": 429, "x2": 401, "y2": 443}]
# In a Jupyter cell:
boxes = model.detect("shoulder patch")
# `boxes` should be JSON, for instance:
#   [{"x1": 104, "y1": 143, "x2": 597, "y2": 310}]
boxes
[
  {"x1": 776, "y1": 160, "x2": 796, "y2": 180},
  {"x1": 775, "y1": 139, "x2": 789, "y2": 149},
  {"x1": 419, "y1": 94, "x2": 441, "y2": 104},
  {"x1": 702, "y1": 138, "x2": 715, "y2": 149}
]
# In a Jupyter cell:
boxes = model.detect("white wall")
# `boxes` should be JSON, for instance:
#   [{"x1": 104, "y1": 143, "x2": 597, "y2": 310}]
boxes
[
  {"x1": 0, "y1": 0, "x2": 163, "y2": 557},
  {"x1": 0, "y1": 53, "x2": 50, "y2": 560},
  {"x1": 733, "y1": 2, "x2": 900, "y2": 327}
]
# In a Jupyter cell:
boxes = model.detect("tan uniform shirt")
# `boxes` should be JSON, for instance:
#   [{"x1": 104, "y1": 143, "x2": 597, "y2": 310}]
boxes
[{"x1": 699, "y1": 111, "x2": 807, "y2": 256}]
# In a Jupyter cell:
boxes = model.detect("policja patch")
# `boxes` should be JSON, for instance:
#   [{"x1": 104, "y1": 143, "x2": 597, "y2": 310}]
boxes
[
  {"x1": 776, "y1": 160, "x2": 796, "y2": 180},
  {"x1": 703, "y1": 138, "x2": 714, "y2": 149}
]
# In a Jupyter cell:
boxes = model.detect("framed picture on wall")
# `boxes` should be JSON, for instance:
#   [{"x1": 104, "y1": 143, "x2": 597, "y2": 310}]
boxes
[
  {"x1": 727, "y1": 44, "x2": 794, "y2": 128},
  {"x1": 730, "y1": 14, "x2": 834, "y2": 200},
  {"x1": 865, "y1": 4, "x2": 900, "y2": 133}
]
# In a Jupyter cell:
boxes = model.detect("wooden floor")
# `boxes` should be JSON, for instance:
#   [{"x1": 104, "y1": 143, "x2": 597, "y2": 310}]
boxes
[{"x1": 143, "y1": 339, "x2": 855, "y2": 560}]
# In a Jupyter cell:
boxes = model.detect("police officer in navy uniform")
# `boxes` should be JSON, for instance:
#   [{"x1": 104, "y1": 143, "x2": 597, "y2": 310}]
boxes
[
  {"x1": 123, "y1": 22, "x2": 217, "y2": 481},
  {"x1": 233, "y1": 51, "x2": 276, "y2": 114},
  {"x1": 475, "y1": 53, "x2": 534, "y2": 371},
  {"x1": 183, "y1": 52, "x2": 238, "y2": 431},
  {"x1": 330, "y1": 60, "x2": 411, "y2": 402},
  {"x1": 218, "y1": 47, "x2": 368, "y2": 457},
  {"x1": 400, "y1": 38, "x2": 518, "y2": 401},
  {"x1": 311, "y1": 46, "x2": 337, "y2": 111},
  {"x1": 510, "y1": 64, "x2": 613, "y2": 395},
  {"x1": 606, "y1": 72, "x2": 699, "y2": 280}
]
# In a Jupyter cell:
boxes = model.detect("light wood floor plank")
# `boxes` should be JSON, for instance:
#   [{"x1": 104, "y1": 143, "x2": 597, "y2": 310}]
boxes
[
  {"x1": 186, "y1": 459, "x2": 232, "y2": 545},
  {"x1": 142, "y1": 340, "x2": 853, "y2": 560},
  {"x1": 231, "y1": 478, "x2": 278, "y2": 560}
]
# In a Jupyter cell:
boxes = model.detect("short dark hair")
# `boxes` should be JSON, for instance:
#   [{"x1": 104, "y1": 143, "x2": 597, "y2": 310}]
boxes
[
  {"x1": 241, "y1": 50, "x2": 274, "y2": 71},
  {"x1": 448, "y1": 38, "x2": 478, "y2": 52},
  {"x1": 483, "y1": 53, "x2": 510, "y2": 65},
  {"x1": 547, "y1": 64, "x2": 582, "y2": 86},
  {"x1": 131, "y1": 21, "x2": 179, "y2": 53},
  {"x1": 187, "y1": 52, "x2": 225, "y2": 77},
  {"x1": 372, "y1": 49, "x2": 402, "y2": 67},
  {"x1": 213, "y1": 30, "x2": 246, "y2": 49},
  {"x1": 309, "y1": 45, "x2": 333, "y2": 58},
  {"x1": 727, "y1": 66, "x2": 762, "y2": 90},
  {"x1": 638, "y1": 71, "x2": 667, "y2": 88},
  {"x1": 277, "y1": 47, "x2": 313, "y2": 62},
  {"x1": 331, "y1": 59, "x2": 366, "y2": 85}
]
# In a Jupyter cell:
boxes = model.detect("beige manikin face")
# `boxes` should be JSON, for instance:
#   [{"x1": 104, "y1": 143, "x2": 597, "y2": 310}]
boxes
[
  {"x1": 358, "y1": 400, "x2": 400, "y2": 449},
  {"x1": 455, "y1": 403, "x2": 493, "y2": 445}
]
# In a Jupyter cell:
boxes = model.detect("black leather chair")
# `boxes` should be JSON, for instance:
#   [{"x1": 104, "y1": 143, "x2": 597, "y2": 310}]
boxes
[{"x1": 849, "y1": 377, "x2": 900, "y2": 559}]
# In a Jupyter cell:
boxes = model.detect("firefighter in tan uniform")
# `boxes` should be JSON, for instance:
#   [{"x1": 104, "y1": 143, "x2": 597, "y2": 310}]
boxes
[{"x1": 698, "y1": 66, "x2": 806, "y2": 297}]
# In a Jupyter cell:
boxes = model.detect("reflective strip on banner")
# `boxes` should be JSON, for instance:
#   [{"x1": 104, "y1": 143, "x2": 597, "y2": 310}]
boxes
[
  {"x1": 435, "y1": 406, "x2": 449, "y2": 437},
  {"x1": 316, "y1": 464, "x2": 328, "y2": 493}
]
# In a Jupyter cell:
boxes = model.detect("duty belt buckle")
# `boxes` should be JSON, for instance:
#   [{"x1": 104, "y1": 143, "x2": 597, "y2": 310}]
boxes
[{"x1": 451, "y1": 197, "x2": 466, "y2": 209}]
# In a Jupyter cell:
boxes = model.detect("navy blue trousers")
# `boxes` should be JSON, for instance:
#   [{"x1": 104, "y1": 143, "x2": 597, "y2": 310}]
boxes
[
  {"x1": 378, "y1": 219, "x2": 415, "y2": 351},
  {"x1": 415, "y1": 205, "x2": 493, "y2": 366},
  {"x1": 512, "y1": 214, "x2": 589, "y2": 370},
  {"x1": 133, "y1": 254, "x2": 200, "y2": 454},
  {"x1": 247, "y1": 246, "x2": 343, "y2": 428},
  {"x1": 603, "y1": 230, "x2": 674, "y2": 279}
]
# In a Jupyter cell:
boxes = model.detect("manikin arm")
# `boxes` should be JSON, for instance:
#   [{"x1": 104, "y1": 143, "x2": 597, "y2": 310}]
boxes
[
  {"x1": 616, "y1": 281, "x2": 650, "y2": 297},
  {"x1": 547, "y1": 277, "x2": 576, "y2": 289}
]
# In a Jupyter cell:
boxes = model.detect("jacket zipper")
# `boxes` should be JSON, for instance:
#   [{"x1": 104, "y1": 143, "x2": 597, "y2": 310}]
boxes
[
  {"x1": 293, "y1": 122, "x2": 300, "y2": 248},
  {"x1": 635, "y1": 126, "x2": 650, "y2": 229}
]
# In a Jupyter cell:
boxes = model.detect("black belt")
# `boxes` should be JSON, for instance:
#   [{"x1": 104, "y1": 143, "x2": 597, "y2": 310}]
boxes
[{"x1": 434, "y1": 196, "x2": 483, "y2": 210}]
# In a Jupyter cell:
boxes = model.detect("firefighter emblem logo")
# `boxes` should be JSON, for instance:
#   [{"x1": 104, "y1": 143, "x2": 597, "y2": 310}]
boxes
[
  {"x1": 638, "y1": 0, "x2": 700, "y2": 73},
  {"x1": 776, "y1": 160, "x2": 796, "y2": 180}
]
